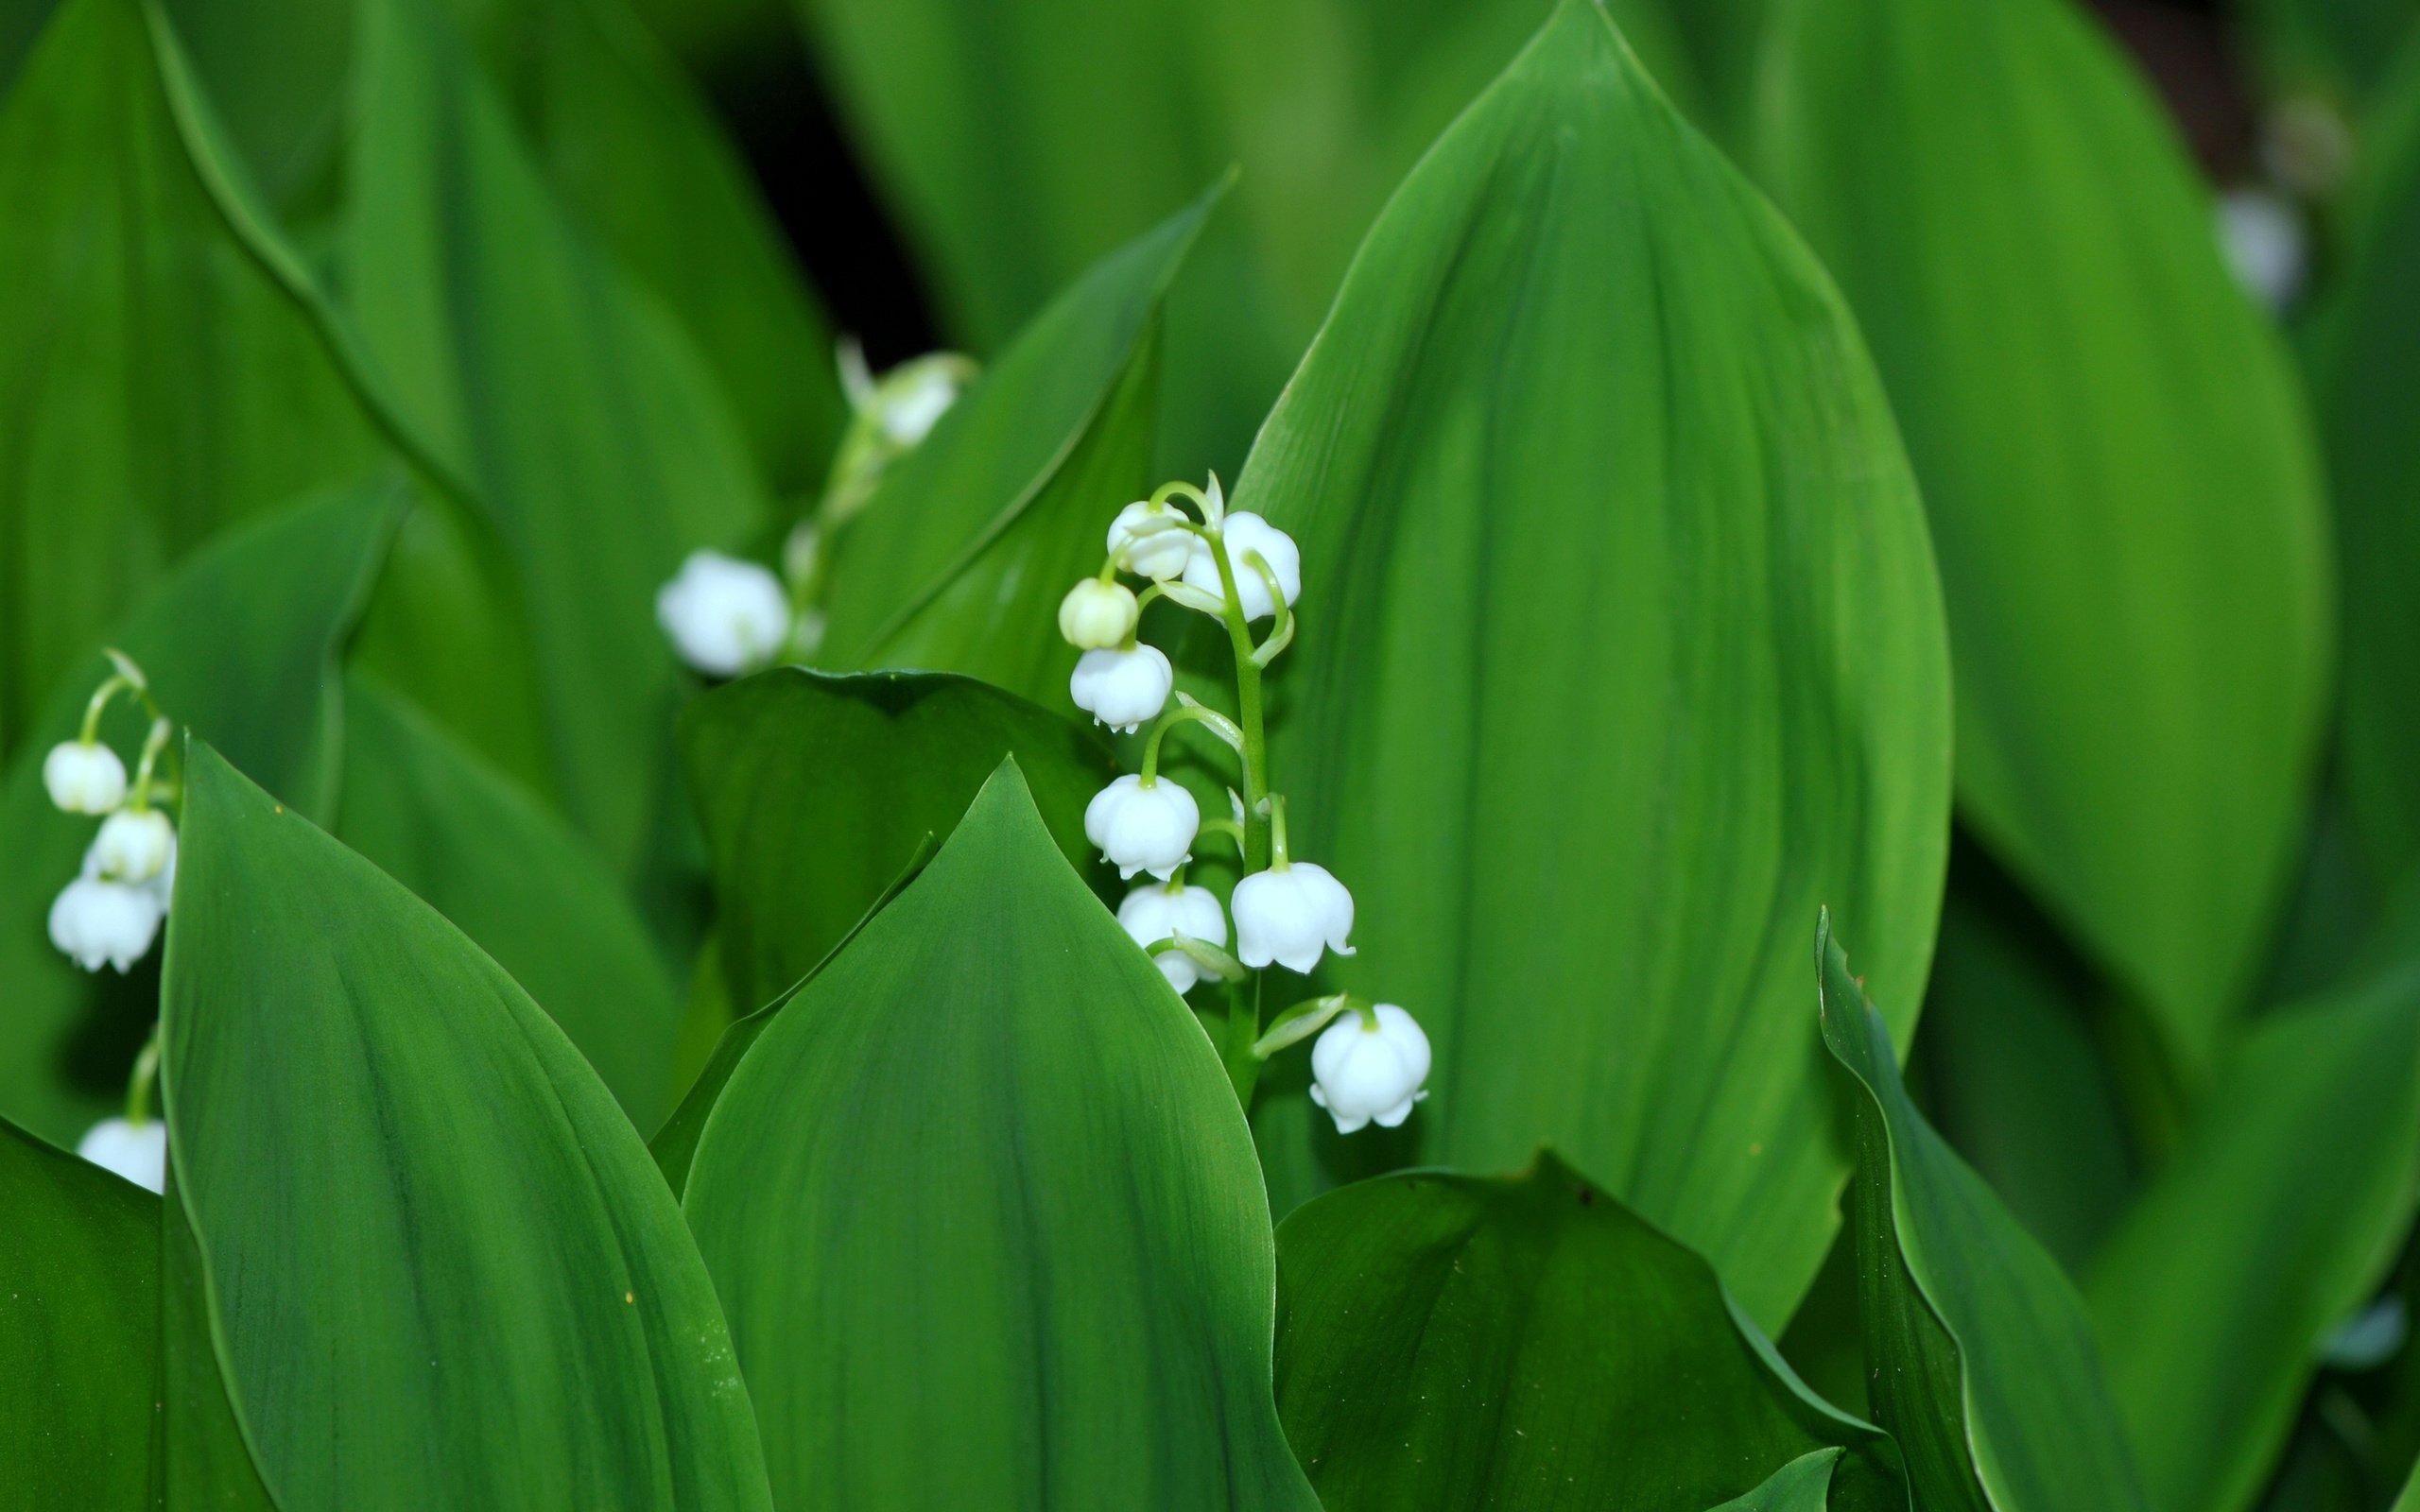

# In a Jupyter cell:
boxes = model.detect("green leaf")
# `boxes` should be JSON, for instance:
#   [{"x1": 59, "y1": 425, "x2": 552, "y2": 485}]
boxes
[
  {"x1": 1243, "y1": 0, "x2": 1951, "y2": 1329},
  {"x1": 0, "y1": 0, "x2": 382, "y2": 760},
  {"x1": 2233, "y1": 0, "x2": 2420, "y2": 103},
  {"x1": 1819, "y1": 914, "x2": 2148, "y2": 1512},
  {"x1": 1704, "y1": 1450, "x2": 1849, "y2": 1512},
  {"x1": 1271, "y1": 1156, "x2": 1903, "y2": 1511},
  {"x1": 344, "y1": 0, "x2": 770, "y2": 873},
  {"x1": 1754, "y1": 0, "x2": 2332, "y2": 1077},
  {"x1": 2398, "y1": 1458, "x2": 2420, "y2": 1512},
  {"x1": 160, "y1": 1164, "x2": 277, "y2": 1509},
  {"x1": 679, "y1": 667, "x2": 1114, "y2": 1017},
  {"x1": 160, "y1": 740, "x2": 773, "y2": 1507},
  {"x1": 2084, "y1": 966, "x2": 2420, "y2": 1512},
  {"x1": 334, "y1": 674, "x2": 684, "y2": 1132},
  {"x1": 0, "y1": 1114, "x2": 159, "y2": 1509},
  {"x1": 0, "y1": 481, "x2": 400, "y2": 1148},
  {"x1": 681, "y1": 760, "x2": 1318, "y2": 1509}
]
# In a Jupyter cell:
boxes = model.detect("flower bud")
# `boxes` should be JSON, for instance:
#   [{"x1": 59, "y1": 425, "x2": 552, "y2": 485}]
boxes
[
  {"x1": 1309, "y1": 1005, "x2": 1431, "y2": 1133},
  {"x1": 657, "y1": 551, "x2": 792, "y2": 678},
  {"x1": 2218, "y1": 187, "x2": 2307, "y2": 311},
  {"x1": 1184, "y1": 512, "x2": 1300, "y2": 622},
  {"x1": 77, "y1": 1117, "x2": 166, "y2": 1194},
  {"x1": 1069, "y1": 645, "x2": 1173, "y2": 733},
  {"x1": 1117, "y1": 883, "x2": 1227, "y2": 993},
  {"x1": 873, "y1": 359, "x2": 968, "y2": 446},
  {"x1": 94, "y1": 809, "x2": 175, "y2": 884},
  {"x1": 1083, "y1": 775, "x2": 1199, "y2": 880},
  {"x1": 1058, "y1": 578, "x2": 1139, "y2": 650},
  {"x1": 1106, "y1": 503, "x2": 1198, "y2": 580},
  {"x1": 48, "y1": 876, "x2": 164, "y2": 974},
  {"x1": 43, "y1": 741, "x2": 128, "y2": 815},
  {"x1": 1232, "y1": 861, "x2": 1355, "y2": 973}
]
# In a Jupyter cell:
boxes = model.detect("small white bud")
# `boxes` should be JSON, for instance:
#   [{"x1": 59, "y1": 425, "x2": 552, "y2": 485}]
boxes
[
  {"x1": 1058, "y1": 579, "x2": 1139, "y2": 650},
  {"x1": 1309, "y1": 1005, "x2": 1431, "y2": 1134},
  {"x1": 875, "y1": 361, "x2": 966, "y2": 445},
  {"x1": 77, "y1": 1117, "x2": 166, "y2": 1194},
  {"x1": 1107, "y1": 502, "x2": 1198, "y2": 580},
  {"x1": 2218, "y1": 188, "x2": 2307, "y2": 311},
  {"x1": 1084, "y1": 775, "x2": 1199, "y2": 880},
  {"x1": 657, "y1": 551, "x2": 792, "y2": 678},
  {"x1": 48, "y1": 877, "x2": 164, "y2": 974},
  {"x1": 93, "y1": 809, "x2": 175, "y2": 884},
  {"x1": 1232, "y1": 861, "x2": 1355, "y2": 974},
  {"x1": 1069, "y1": 645, "x2": 1173, "y2": 733},
  {"x1": 1117, "y1": 883, "x2": 1228, "y2": 993},
  {"x1": 43, "y1": 741, "x2": 128, "y2": 815},
  {"x1": 1184, "y1": 512, "x2": 1300, "y2": 622}
]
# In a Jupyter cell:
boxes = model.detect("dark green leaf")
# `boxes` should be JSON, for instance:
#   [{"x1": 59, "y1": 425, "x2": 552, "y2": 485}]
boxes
[
  {"x1": 1272, "y1": 1156, "x2": 1903, "y2": 1511},
  {"x1": 1704, "y1": 1450, "x2": 1848, "y2": 1512},
  {"x1": 1245, "y1": 0, "x2": 1951, "y2": 1329},
  {"x1": 160, "y1": 1163, "x2": 277, "y2": 1510},
  {"x1": 160, "y1": 740, "x2": 773, "y2": 1507},
  {"x1": 681, "y1": 760, "x2": 1318, "y2": 1509}
]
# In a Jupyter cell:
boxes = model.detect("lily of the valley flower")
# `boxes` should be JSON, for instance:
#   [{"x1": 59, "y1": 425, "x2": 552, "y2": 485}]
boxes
[
  {"x1": 1069, "y1": 645, "x2": 1173, "y2": 733},
  {"x1": 2218, "y1": 187, "x2": 2307, "y2": 311},
  {"x1": 1232, "y1": 861, "x2": 1355, "y2": 973},
  {"x1": 1117, "y1": 883, "x2": 1228, "y2": 993},
  {"x1": 657, "y1": 550, "x2": 791, "y2": 678},
  {"x1": 94, "y1": 809, "x2": 175, "y2": 884},
  {"x1": 1084, "y1": 775, "x2": 1199, "y2": 880},
  {"x1": 1106, "y1": 502, "x2": 1196, "y2": 580},
  {"x1": 1309, "y1": 1005, "x2": 1431, "y2": 1134},
  {"x1": 43, "y1": 740, "x2": 128, "y2": 815},
  {"x1": 1184, "y1": 512, "x2": 1300, "y2": 622},
  {"x1": 49, "y1": 877, "x2": 164, "y2": 974},
  {"x1": 77, "y1": 1117, "x2": 166, "y2": 1194},
  {"x1": 1058, "y1": 578, "x2": 1140, "y2": 650}
]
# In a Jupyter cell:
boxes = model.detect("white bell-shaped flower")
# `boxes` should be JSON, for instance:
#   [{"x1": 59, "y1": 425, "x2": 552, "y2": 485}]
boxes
[
  {"x1": 49, "y1": 876, "x2": 165, "y2": 974},
  {"x1": 93, "y1": 809, "x2": 175, "y2": 884},
  {"x1": 1084, "y1": 775, "x2": 1199, "y2": 880},
  {"x1": 1117, "y1": 883, "x2": 1228, "y2": 993},
  {"x1": 43, "y1": 741, "x2": 128, "y2": 815},
  {"x1": 1069, "y1": 645, "x2": 1173, "y2": 733},
  {"x1": 1058, "y1": 578, "x2": 1140, "y2": 650},
  {"x1": 875, "y1": 361, "x2": 966, "y2": 445},
  {"x1": 656, "y1": 550, "x2": 791, "y2": 678},
  {"x1": 78, "y1": 1117, "x2": 166, "y2": 1194},
  {"x1": 1106, "y1": 502, "x2": 1197, "y2": 580},
  {"x1": 2218, "y1": 188, "x2": 2307, "y2": 311},
  {"x1": 1309, "y1": 1005, "x2": 1431, "y2": 1134},
  {"x1": 1184, "y1": 512, "x2": 1300, "y2": 622},
  {"x1": 1232, "y1": 861, "x2": 1355, "y2": 973}
]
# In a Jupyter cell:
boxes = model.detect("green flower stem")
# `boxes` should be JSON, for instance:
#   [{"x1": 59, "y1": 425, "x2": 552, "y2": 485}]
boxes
[
  {"x1": 130, "y1": 717, "x2": 175, "y2": 812},
  {"x1": 1202, "y1": 520, "x2": 1274, "y2": 1107},
  {"x1": 77, "y1": 675, "x2": 131, "y2": 744},
  {"x1": 126, "y1": 1024, "x2": 162, "y2": 1127},
  {"x1": 1139, "y1": 703, "x2": 1245, "y2": 782}
]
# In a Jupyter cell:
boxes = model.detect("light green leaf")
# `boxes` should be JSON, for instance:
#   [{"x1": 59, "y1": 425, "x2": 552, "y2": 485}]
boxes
[
  {"x1": 681, "y1": 761, "x2": 1319, "y2": 1509},
  {"x1": 0, "y1": 482, "x2": 400, "y2": 1148},
  {"x1": 1704, "y1": 1450, "x2": 1849, "y2": 1512},
  {"x1": 2398, "y1": 1458, "x2": 2420, "y2": 1512},
  {"x1": 1820, "y1": 915, "x2": 2148, "y2": 1512},
  {"x1": 1272, "y1": 1157, "x2": 1904, "y2": 1511},
  {"x1": 160, "y1": 740, "x2": 773, "y2": 1507},
  {"x1": 1243, "y1": 0, "x2": 1951, "y2": 1329},
  {"x1": 1754, "y1": 0, "x2": 2332, "y2": 1077},
  {"x1": 0, "y1": 1114, "x2": 159, "y2": 1509}
]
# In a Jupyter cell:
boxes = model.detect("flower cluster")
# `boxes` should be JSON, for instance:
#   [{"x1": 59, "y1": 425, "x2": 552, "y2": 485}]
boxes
[
  {"x1": 43, "y1": 654, "x2": 179, "y2": 976},
  {"x1": 1056, "y1": 476, "x2": 1430, "y2": 1134}
]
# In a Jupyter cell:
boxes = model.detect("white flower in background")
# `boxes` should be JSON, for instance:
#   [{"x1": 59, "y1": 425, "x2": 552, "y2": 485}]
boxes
[
  {"x1": 93, "y1": 809, "x2": 175, "y2": 884},
  {"x1": 1232, "y1": 861, "x2": 1355, "y2": 973},
  {"x1": 1069, "y1": 645, "x2": 1173, "y2": 733},
  {"x1": 1309, "y1": 1005, "x2": 1431, "y2": 1134},
  {"x1": 1184, "y1": 512, "x2": 1300, "y2": 622},
  {"x1": 1084, "y1": 775, "x2": 1199, "y2": 880},
  {"x1": 657, "y1": 550, "x2": 791, "y2": 678},
  {"x1": 1106, "y1": 502, "x2": 1197, "y2": 580},
  {"x1": 875, "y1": 363, "x2": 964, "y2": 445},
  {"x1": 2218, "y1": 188, "x2": 2308, "y2": 311},
  {"x1": 1117, "y1": 883, "x2": 1228, "y2": 993},
  {"x1": 1057, "y1": 578, "x2": 1140, "y2": 650},
  {"x1": 77, "y1": 1117, "x2": 166, "y2": 1194},
  {"x1": 43, "y1": 741, "x2": 127, "y2": 815},
  {"x1": 49, "y1": 877, "x2": 164, "y2": 974}
]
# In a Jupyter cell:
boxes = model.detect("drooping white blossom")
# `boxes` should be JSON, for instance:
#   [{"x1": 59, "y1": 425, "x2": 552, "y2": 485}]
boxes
[
  {"x1": 1309, "y1": 1005, "x2": 1431, "y2": 1134},
  {"x1": 876, "y1": 362, "x2": 966, "y2": 445},
  {"x1": 2218, "y1": 188, "x2": 2308, "y2": 312},
  {"x1": 93, "y1": 809, "x2": 175, "y2": 884},
  {"x1": 1232, "y1": 861, "x2": 1355, "y2": 973},
  {"x1": 49, "y1": 877, "x2": 164, "y2": 974},
  {"x1": 1106, "y1": 502, "x2": 1197, "y2": 580},
  {"x1": 1057, "y1": 578, "x2": 1140, "y2": 650},
  {"x1": 77, "y1": 1118, "x2": 166, "y2": 1194},
  {"x1": 1069, "y1": 645, "x2": 1173, "y2": 733},
  {"x1": 1084, "y1": 775, "x2": 1199, "y2": 880},
  {"x1": 43, "y1": 741, "x2": 127, "y2": 815},
  {"x1": 1183, "y1": 512, "x2": 1300, "y2": 622},
  {"x1": 656, "y1": 551, "x2": 791, "y2": 677},
  {"x1": 1117, "y1": 883, "x2": 1228, "y2": 993}
]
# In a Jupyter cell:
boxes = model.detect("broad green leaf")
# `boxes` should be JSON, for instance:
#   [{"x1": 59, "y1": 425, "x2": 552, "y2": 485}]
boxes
[
  {"x1": 344, "y1": 0, "x2": 770, "y2": 873},
  {"x1": 0, "y1": 0, "x2": 382, "y2": 760},
  {"x1": 160, "y1": 1165, "x2": 278, "y2": 1510},
  {"x1": 2085, "y1": 966, "x2": 2420, "y2": 1512},
  {"x1": 1271, "y1": 1157, "x2": 1903, "y2": 1511},
  {"x1": 0, "y1": 482, "x2": 399, "y2": 1148},
  {"x1": 0, "y1": 1114, "x2": 159, "y2": 1508},
  {"x1": 682, "y1": 761, "x2": 1319, "y2": 1509},
  {"x1": 1819, "y1": 915, "x2": 2148, "y2": 1512},
  {"x1": 680, "y1": 667, "x2": 1114, "y2": 1016},
  {"x1": 336, "y1": 674, "x2": 684, "y2": 1131},
  {"x1": 160, "y1": 740, "x2": 773, "y2": 1507},
  {"x1": 1755, "y1": 0, "x2": 2332, "y2": 1077},
  {"x1": 2399, "y1": 1459, "x2": 2420, "y2": 1512},
  {"x1": 1244, "y1": 0, "x2": 1951, "y2": 1329},
  {"x1": 2233, "y1": 0, "x2": 2420, "y2": 104},
  {"x1": 1706, "y1": 1451, "x2": 1849, "y2": 1512}
]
